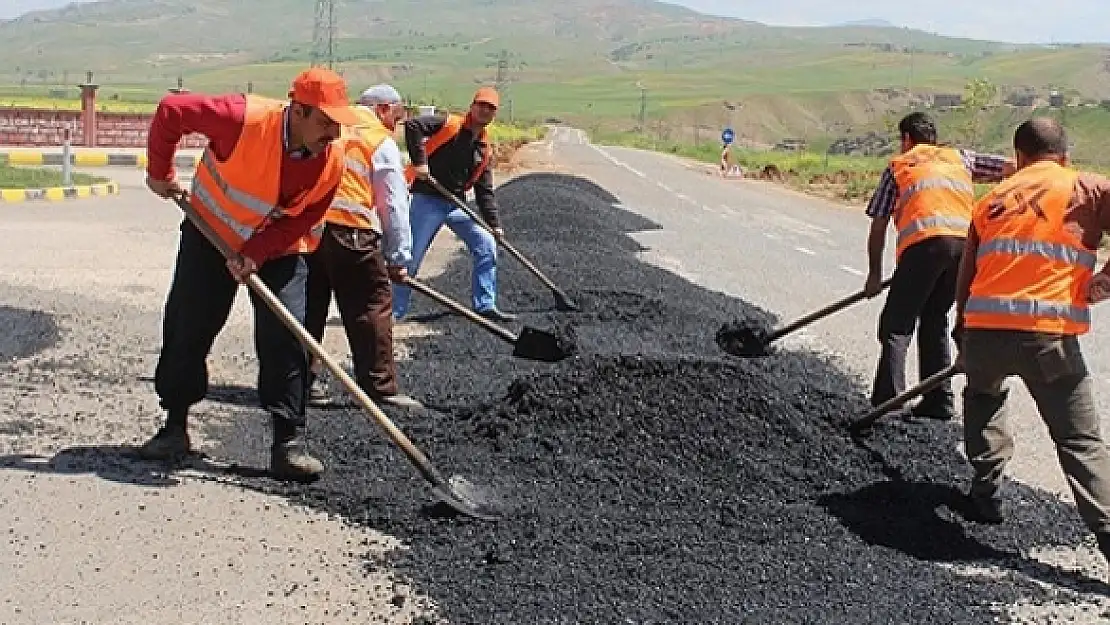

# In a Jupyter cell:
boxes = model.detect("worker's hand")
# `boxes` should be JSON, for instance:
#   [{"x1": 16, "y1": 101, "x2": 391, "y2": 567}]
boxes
[
  {"x1": 387, "y1": 265, "x2": 408, "y2": 283},
  {"x1": 146, "y1": 175, "x2": 183, "y2": 199},
  {"x1": 1088, "y1": 272, "x2": 1110, "y2": 303},
  {"x1": 226, "y1": 255, "x2": 258, "y2": 283},
  {"x1": 1001, "y1": 159, "x2": 1017, "y2": 178},
  {"x1": 492, "y1": 227, "x2": 505, "y2": 242},
  {"x1": 863, "y1": 273, "x2": 884, "y2": 298},
  {"x1": 412, "y1": 164, "x2": 431, "y2": 180}
]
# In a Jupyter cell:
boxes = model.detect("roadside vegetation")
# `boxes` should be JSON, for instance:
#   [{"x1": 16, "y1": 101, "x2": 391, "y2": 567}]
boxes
[{"x1": 0, "y1": 164, "x2": 110, "y2": 189}]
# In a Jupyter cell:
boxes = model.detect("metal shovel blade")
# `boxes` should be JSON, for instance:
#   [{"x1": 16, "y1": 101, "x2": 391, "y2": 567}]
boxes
[
  {"x1": 716, "y1": 320, "x2": 772, "y2": 357},
  {"x1": 513, "y1": 323, "x2": 579, "y2": 362},
  {"x1": 428, "y1": 474, "x2": 504, "y2": 521}
]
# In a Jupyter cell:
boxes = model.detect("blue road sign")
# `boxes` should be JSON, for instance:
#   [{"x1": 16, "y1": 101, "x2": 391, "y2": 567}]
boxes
[{"x1": 722, "y1": 128, "x2": 735, "y2": 145}]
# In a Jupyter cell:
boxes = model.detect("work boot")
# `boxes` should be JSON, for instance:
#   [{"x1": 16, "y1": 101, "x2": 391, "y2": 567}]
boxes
[
  {"x1": 375, "y1": 393, "x2": 424, "y2": 409},
  {"x1": 137, "y1": 408, "x2": 191, "y2": 461},
  {"x1": 477, "y1": 307, "x2": 517, "y2": 323},
  {"x1": 964, "y1": 490, "x2": 1004, "y2": 524},
  {"x1": 307, "y1": 374, "x2": 334, "y2": 408},
  {"x1": 270, "y1": 419, "x2": 324, "y2": 483}
]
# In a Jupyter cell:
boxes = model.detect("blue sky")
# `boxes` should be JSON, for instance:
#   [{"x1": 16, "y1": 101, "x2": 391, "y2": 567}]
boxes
[{"x1": 5, "y1": 0, "x2": 1108, "y2": 44}]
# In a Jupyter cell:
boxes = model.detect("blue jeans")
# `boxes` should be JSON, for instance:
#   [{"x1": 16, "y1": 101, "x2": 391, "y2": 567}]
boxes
[{"x1": 392, "y1": 192, "x2": 498, "y2": 317}]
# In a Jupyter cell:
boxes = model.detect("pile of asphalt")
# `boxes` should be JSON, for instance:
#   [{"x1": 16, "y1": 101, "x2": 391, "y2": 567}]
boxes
[{"x1": 210, "y1": 172, "x2": 1101, "y2": 623}]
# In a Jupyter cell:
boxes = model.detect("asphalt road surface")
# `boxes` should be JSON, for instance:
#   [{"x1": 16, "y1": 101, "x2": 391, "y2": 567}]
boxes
[{"x1": 546, "y1": 124, "x2": 1110, "y2": 507}]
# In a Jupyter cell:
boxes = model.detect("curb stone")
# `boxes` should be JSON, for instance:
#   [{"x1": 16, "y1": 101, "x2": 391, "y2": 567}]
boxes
[
  {"x1": 0, "y1": 181, "x2": 120, "y2": 203},
  {"x1": 0, "y1": 151, "x2": 198, "y2": 169}
]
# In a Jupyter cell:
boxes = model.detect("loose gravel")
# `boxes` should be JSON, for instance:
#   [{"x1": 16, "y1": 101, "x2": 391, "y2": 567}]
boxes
[{"x1": 206, "y1": 172, "x2": 1109, "y2": 623}]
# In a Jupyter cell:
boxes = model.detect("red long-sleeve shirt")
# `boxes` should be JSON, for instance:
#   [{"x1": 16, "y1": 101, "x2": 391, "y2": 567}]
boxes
[{"x1": 146, "y1": 92, "x2": 338, "y2": 265}]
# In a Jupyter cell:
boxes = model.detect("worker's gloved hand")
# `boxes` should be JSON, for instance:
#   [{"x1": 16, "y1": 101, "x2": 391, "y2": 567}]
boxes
[
  {"x1": 412, "y1": 164, "x2": 431, "y2": 180},
  {"x1": 863, "y1": 273, "x2": 884, "y2": 298},
  {"x1": 146, "y1": 175, "x2": 183, "y2": 199},
  {"x1": 492, "y1": 227, "x2": 505, "y2": 242},
  {"x1": 387, "y1": 265, "x2": 408, "y2": 283},
  {"x1": 1088, "y1": 272, "x2": 1110, "y2": 303},
  {"x1": 226, "y1": 255, "x2": 258, "y2": 283}
]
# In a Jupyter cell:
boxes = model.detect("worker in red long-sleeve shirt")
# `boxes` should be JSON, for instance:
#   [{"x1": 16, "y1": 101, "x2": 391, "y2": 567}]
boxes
[{"x1": 139, "y1": 67, "x2": 360, "y2": 482}]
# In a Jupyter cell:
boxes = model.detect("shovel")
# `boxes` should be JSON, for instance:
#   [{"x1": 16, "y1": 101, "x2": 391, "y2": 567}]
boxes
[
  {"x1": 402, "y1": 276, "x2": 576, "y2": 363},
  {"x1": 170, "y1": 192, "x2": 502, "y2": 521},
  {"x1": 423, "y1": 175, "x2": 580, "y2": 312},
  {"x1": 717, "y1": 278, "x2": 893, "y2": 357},
  {"x1": 848, "y1": 363, "x2": 962, "y2": 434}
]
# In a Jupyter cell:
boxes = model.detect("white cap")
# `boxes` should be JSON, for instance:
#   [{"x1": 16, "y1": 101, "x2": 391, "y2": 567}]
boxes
[{"x1": 358, "y1": 84, "x2": 402, "y2": 105}]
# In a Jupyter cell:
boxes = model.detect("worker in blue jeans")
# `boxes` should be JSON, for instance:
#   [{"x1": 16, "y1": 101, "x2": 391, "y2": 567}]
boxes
[{"x1": 394, "y1": 86, "x2": 516, "y2": 323}]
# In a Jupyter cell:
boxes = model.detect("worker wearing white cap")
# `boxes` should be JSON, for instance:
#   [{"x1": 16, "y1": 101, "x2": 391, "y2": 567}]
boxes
[{"x1": 304, "y1": 83, "x2": 421, "y2": 409}]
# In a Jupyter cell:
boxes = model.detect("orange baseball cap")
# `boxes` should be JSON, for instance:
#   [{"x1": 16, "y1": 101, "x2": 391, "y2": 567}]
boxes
[
  {"x1": 288, "y1": 67, "x2": 360, "y2": 125},
  {"x1": 473, "y1": 86, "x2": 500, "y2": 108}
]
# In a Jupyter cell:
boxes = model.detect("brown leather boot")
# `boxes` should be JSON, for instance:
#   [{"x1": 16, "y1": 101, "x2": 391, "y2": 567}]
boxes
[{"x1": 270, "y1": 419, "x2": 324, "y2": 482}]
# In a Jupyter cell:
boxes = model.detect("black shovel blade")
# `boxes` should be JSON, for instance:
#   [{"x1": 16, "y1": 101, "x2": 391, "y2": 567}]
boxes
[
  {"x1": 715, "y1": 320, "x2": 772, "y2": 357},
  {"x1": 512, "y1": 323, "x2": 578, "y2": 362},
  {"x1": 428, "y1": 475, "x2": 504, "y2": 521}
]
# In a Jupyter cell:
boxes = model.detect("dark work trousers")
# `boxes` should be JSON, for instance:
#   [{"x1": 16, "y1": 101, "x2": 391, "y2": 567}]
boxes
[
  {"x1": 153, "y1": 218, "x2": 309, "y2": 427},
  {"x1": 304, "y1": 223, "x2": 398, "y2": 398},
  {"x1": 870, "y1": 234, "x2": 965, "y2": 413},
  {"x1": 963, "y1": 329, "x2": 1110, "y2": 534}
]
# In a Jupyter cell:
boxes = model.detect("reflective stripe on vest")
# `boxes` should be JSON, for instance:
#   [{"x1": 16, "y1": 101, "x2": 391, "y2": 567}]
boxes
[
  {"x1": 964, "y1": 161, "x2": 1090, "y2": 335},
  {"x1": 977, "y1": 238, "x2": 1097, "y2": 271},
  {"x1": 890, "y1": 145, "x2": 974, "y2": 261},
  {"x1": 964, "y1": 297, "x2": 1090, "y2": 325}
]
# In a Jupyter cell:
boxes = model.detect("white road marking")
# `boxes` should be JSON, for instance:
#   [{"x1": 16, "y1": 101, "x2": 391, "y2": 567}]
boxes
[
  {"x1": 658, "y1": 183, "x2": 674, "y2": 193},
  {"x1": 804, "y1": 223, "x2": 831, "y2": 234},
  {"x1": 839, "y1": 265, "x2": 865, "y2": 276},
  {"x1": 795, "y1": 246, "x2": 816, "y2": 256}
]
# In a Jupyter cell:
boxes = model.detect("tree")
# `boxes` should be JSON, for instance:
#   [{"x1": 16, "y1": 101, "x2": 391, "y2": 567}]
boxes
[{"x1": 957, "y1": 78, "x2": 998, "y2": 148}]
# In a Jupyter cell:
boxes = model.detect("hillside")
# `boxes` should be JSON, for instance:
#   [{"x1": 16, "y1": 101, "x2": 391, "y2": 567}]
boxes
[{"x1": 2, "y1": 0, "x2": 1110, "y2": 154}]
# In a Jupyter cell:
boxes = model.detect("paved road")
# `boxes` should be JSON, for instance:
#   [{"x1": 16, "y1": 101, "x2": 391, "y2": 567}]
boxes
[{"x1": 544, "y1": 125, "x2": 1110, "y2": 503}]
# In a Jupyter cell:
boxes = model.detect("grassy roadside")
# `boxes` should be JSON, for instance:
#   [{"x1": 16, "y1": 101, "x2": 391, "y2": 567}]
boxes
[
  {"x1": 595, "y1": 130, "x2": 1110, "y2": 205},
  {"x1": 0, "y1": 164, "x2": 110, "y2": 189}
]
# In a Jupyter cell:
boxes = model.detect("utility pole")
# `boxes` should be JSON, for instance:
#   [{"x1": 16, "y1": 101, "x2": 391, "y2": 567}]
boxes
[
  {"x1": 311, "y1": 0, "x2": 336, "y2": 69},
  {"x1": 638, "y1": 83, "x2": 647, "y2": 131}
]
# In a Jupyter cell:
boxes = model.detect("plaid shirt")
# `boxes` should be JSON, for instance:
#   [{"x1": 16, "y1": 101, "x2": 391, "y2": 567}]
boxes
[{"x1": 865, "y1": 149, "x2": 1010, "y2": 218}]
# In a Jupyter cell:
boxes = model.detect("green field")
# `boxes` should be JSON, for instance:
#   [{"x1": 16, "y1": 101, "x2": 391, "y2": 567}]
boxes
[{"x1": 0, "y1": 164, "x2": 109, "y2": 189}]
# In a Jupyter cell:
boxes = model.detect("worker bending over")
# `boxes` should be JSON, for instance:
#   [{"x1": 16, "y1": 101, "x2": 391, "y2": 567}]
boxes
[
  {"x1": 392, "y1": 87, "x2": 515, "y2": 323},
  {"x1": 304, "y1": 84, "x2": 422, "y2": 410},
  {"x1": 863, "y1": 112, "x2": 1013, "y2": 421},
  {"x1": 140, "y1": 68, "x2": 360, "y2": 482},
  {"x1": 953, "y1": 119, "x2": 1110, "y2": 561}
]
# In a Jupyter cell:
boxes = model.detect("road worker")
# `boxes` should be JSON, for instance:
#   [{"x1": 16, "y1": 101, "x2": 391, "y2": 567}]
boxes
[
  {"x1": 392, "y1": 86, "x2": 516, "y2": 323},
  {"x1": 952, "y1": 118, "x2": 1110, "y2": 562},
  {"x1": 304, "y1": 84, "x2": 422, "y2": 410},
  {"x1": 863, "y1": 111, "x2": 1013, "y2": 421},
  {"x1": 140, "y1": 67, "x2": 360, "y2": 482}
]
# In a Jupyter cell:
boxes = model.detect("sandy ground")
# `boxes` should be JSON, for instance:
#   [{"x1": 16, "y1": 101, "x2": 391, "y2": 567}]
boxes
[{"x1": 0, "y1": 139, "x2": 557, "y2": 624}]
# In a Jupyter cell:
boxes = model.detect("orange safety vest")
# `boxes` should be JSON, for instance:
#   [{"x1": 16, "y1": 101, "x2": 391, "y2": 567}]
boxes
[
  {"x1": 188, "y1": 95, "x2": 345, "y2": 256},
  {"x1": 890, "y1": 144, "x2": 975, "y2": 260},
  {"x1": 404, "y1": 113, "x2": 492, "y2": 191},
  {"x1": 325, "y1": 107, "x2": 394, "y2": 231},
  {"x1": 964, "y1": 161, "x2": 1092, "y2": 335}
]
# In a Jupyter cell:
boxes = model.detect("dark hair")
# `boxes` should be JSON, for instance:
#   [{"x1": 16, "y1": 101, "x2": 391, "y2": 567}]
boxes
[
  {"x1": 1013, "y1": 117, "x2": 1068, "y2": 158},
  {"x1": 898, "y1": 112, "x2": 937, "y2": 144}
]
